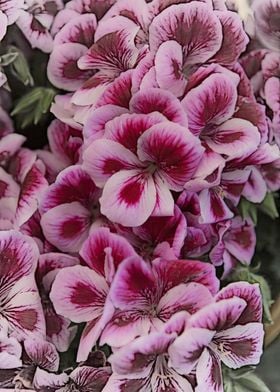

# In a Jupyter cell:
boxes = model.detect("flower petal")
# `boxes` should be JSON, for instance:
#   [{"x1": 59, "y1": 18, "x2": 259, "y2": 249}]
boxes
[
  {"x1": 168, "y1": 328, "x2": 216, "y2": 375},
  {"x1": 181, "y1": 73, "x2": 238, "y2": 136},
  {"x1": 215, "y1": 282, "x2": 262, "y2": 324},
  {"x1": 104, "y1": 112, "x2": 165, "y2": 155},
  {"x1": 130, "y1": 88, "x2": 188, "y2": 126},
  {"x1": 198, "y1": 188, "x2": 234, "y2": 224},
  {"x1": 54, "y1": 13, "x2": 97, "y2": 46},
  {"x1": 149, "y1": 2, "x2": 222, "y2": 65},
  {"x1": 196, "y1": 349, "x2": 223, "y2": 392},
  {"x1": 80, "y1": 227, "x2": 137, "y2": 277},
  {"x1": 212, "y1": 323, "x2": 264, "y2": 368},
  {"x1": 189, "y1": 297, "x2": 247, "y2": 331},
  {"x1": 100, "y1": 169, "x2": 157, "y2": 227},
  {"x1": 41, "y1": 202, "x2": 91, "y2": 252},
  {"x1": 155, "y1": 40, "x2": 187, "y2": 97},
  {"x1": 158, "y1": 282, "x2": 213, "y2": 320},
  {"x1": 50, "y1": 265, "x2": 108, "y2": 323},
  {"x1": 207, "y1": 119, "x2": 260, "y2": 159},
  {"x1": 137, "y1": 122, "x2": 204, "y2": 190},
  {"x1": 47, "y1": 43, "x2": 93, "y2": 91},
  {"x1": 210, "y1": 11, "x2": 249, "y2": 65},
  {"x1": 0, "y1": 334, "x2": 22, "y2": 369},
  {"x1": 153, "y1": 258, "x2": 220, "y2": 295},
  {"x1": 83, "y1": 139, "x2": 141, "y2": 188},
  {"x1": 109, "y1": 256, "x2": 157, "y2": 311},
  {"x1": 24, "y1": 338, "x2": 59, "y2": 372}
]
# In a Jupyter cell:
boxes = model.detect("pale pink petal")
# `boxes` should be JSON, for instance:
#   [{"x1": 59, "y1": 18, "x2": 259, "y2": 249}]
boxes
[
  {"x1": 78, "y1": 22, "x2": 139, "y2": 73},
  {"x1": 16, "y1": 162, "x2": 48, "y2": 227},
  {"x1": 79, "y1": 227, "x2": 137, "y2": 277},
  {"x1": 158, "y1": 283, "x2": 214, "y2": 320},
  {"x1": 109, "y1": 331, "x2": 176, "y2": 377},
  {"x1": 24, "y1": 338, "x2": 59, "y2": 371},
  {"x1": 0, "y1": 11, "x2": 7, "y2": 41},
  {"x1": 0, "y1": 334, "x2": 22, "y2": 369},
  {"x1": 130, "y1": 88, "x2": 188, "y2": 126},
  {"x1": 211, "y1": 11, "x2": 249, "y2": 65},
  {"x1": 83, "y1": 104, "x2": 128, "y2": 142},
  {"x1": 149, "y1": 2, "x2": 222, "y2": 65},
  {"x1": 212, "y1": 323, "x2": 264, "y2": 368},
  {"x1": 104, "y1": 112, "x2": 165, "y2": 155},
  {"x1": 100, "y1": 310, "x2": 151, "y2": 348},
  {"x1": 109, "y1": 256, "x2": 157, "y2": 311},
  {"x1": 196, "y1": 349, "x2": 223, "y2": 392},
  {"x1": 70, "y1": 366, "x2": 111, "y2": 391},
  {"x1": 189, "y1": 297, "x2": 247, "y2": 331},
  {"x1": 152, "y1": 174, "x2": 174, "y2": 216},
  {"x1": 151, "y1": 363, "x2": 193, "y2": 391},
  {"x1": 40, "y1": 165, "x2": 100, "y2": 214},
  {"x1": 224, "y1": 217, "x2": 256, "y2": 265},
  {"x1": 33, "y1": 367, "x2": 68, "y2": 391},
  {"x1": 47, "y1": 43, "x2": 93, "y2": 91},
  {"x1": 198, "y1": 188, "x2": 234, "y2": 224},
  {"x1": 97, "y1": 70, "x2": 133, "y2": 108},
  {"x1": 100, "y1": 169, "x2": 157, "y2": 226},
  {"x1": 155, "y1": 40, "x2": 187, "y2": 97},
  {"x1": 207, "y1": 119, "x2": 260, "y2": 159},
  {"x1": 242, "y1": 167, "x2": 267, "y2": 203},
  {"x1": 0, "y1": 134, "x2": 25, "y2": 166},
  {"x1": 253, "y1": 0, "x2": 280, "y2": 51},
  {"x1": 182, "y1": 73, "x2": 238, "y2": 136},
  {"x1": 138, "y1": 122, "x2": 204, "y2": 190},
  {"x1": 168, "y1": 328, "x2": 216, "y2": 375},
  {"x1": 41, "y1": 202, "x2": 91, "y2": 252},
  {"x1": 215, "y1": 282, "x2": 262, "y2": 324},
  {"x1": 2, "y1": 277, "x2": 46, "y2": 340},
  {"x1": 50, "y1": 265, "x2": 108, "y2": 323},
  {"x1": 83, "y1": 139, "x2": 141, "y2": 187},
  {"x1": 54, "y1": 13, "x2": 97, "y2": 46}
]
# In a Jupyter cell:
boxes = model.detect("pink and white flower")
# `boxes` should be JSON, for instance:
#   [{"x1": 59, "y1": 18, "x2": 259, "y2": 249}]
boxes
[
  {"x1": 169, "y1": 282, "x2": 264, "y2": 391},
  {"x1": 50, "y1": 227, "x2": 137, "y2": 361},
  {"x1": 83, "y1": 119, "x2": 204, "y2": 226}
]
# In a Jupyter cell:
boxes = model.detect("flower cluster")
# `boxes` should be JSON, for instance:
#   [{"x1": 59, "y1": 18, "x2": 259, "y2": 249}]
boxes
[{"x1": 0, "y1": 0, "x2": 279, "y2": 391}]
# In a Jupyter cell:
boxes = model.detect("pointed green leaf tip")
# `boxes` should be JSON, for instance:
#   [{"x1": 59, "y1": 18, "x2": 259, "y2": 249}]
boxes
[
  {"x1": 258, "y1": 193, "x2": 279, "y2": 220},
  {"x1": 7, "y1": 45, "x2": 34, "y2": 86},
  {"x1": 11, "y1": 87, "x2": 56, "y2": 128}
]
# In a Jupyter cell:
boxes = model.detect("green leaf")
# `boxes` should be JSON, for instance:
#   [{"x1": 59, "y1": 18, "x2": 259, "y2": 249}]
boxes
[
  {"x1": 258, "y1": 193, "x2": 279, "y2": 219},
  {"x1": 11, "y1": 87, "x2": 56, "y2": 128},
  {"x1": 224, "y1": 368, "x2": 271, "y2": 392},
  {"x1": 228, "y1": 265, "x2": 273, "y2": 324},
  {"x1": 7, "y1": 46, "x2": 34, "y2": 86},
  {"x1": 239, "y1": 198, "x2": 258, "y2": 225},
  {"x1": 0, "y1": 52, "x2": 18, "y2": 67}
]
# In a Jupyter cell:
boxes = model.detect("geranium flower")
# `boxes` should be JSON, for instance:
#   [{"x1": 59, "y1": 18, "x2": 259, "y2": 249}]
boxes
[
  {"x1": 50, "y1": 227, "x2": 137, "y2": 361},
  {"x1": 83, "y1": 119, "x2": 204, "y2": 226},
  {"x1": 169, "y1": 282, "x2": 264, "y2": 392},
  {"x1": 210, "y1": 217, "x2": 256, "y2": 277},
  {"x1": 33, "y1": 365, "x2": 111, "y2": 392},
  {"x1": 13, "y1": 338, "x2": 59, "y2": 390},
  {"x1": 181, "y1": 70, "x2": 261, "y2": 158},
  {"x1": 114, "y1": 205, "x2": 187, "y2": 260},
  {"x1": 0, "y1": 230, "x2": 45, "y2": 340},
  {"x1": 104, "y1": 329, "x2": 193, "y2": 391},
  {"x1": 40, "y1": 165, "x2": 101, "y2": 252},
  {"x1": 0, "y1": 0, "x2": 25, "y2": 40},
  {"x1": 16, "y1": 0, "x2": 63, "y2": 53},
  {"x1": 100, "y1": 256, "x2": 219, "y2": 348}
]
